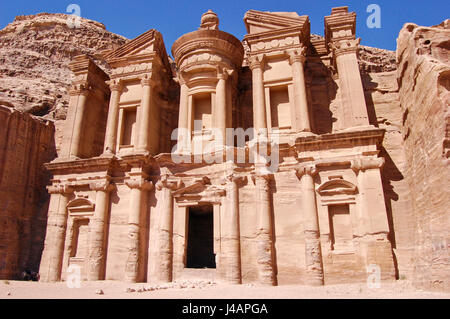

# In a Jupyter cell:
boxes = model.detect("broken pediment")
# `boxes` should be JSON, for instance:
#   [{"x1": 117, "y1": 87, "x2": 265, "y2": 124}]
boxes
[
  {"x1": 104, "y1": 29, "x2": 168, "y2": 66},
  {"x1": 244, "y1": 10, "x2": 309, "y2": 34}
]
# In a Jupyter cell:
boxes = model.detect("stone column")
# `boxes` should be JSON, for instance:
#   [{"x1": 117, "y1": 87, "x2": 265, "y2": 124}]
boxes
[
  {"x1": 87, "y1": 180, "x2": 115, "y2": 281},
  {"x1": 296, "y1": 166, "x2": 324, "y2": 286},
  {"x1": 332, "y1": 39, "x2": 369, "y2": 128},
  {"x1": 155, "y1": 175, "x2": 180, "y2": 282},
  {"x1": 177, "y1": 80, "x2": 190, "y2": 153},
  {"x1": 351, "y1": 157, "x2": 395, "y2": 279},
  {"x1": 222, "y1": 174, "x2": 245, "y2": 284},
  {"x1": 103, "y1": 80, "x2": 123, "y2": 155},
  {"x1": 124, "y1": 176, "x2": 153, "y2": 282},
  {"x1": 254, "y1": 173, "x2": 276, "y2": 285},
  {"x1": 136, "y1": 75, "x2": 154, "y2": 152},
  {"x1": 68, "y1": 85, "x2": 89, "y2": 158},
  {"x1": 288, "y1": 48, "x2": 311, "y2": 132},
  {"x1": 351, "y1": 157, "x2": 390, "y2": 235},
  {"x1": 39, "y1": 184, "x2": 73, "y2": 282},
  {"x1": 249, "y1": 55, "x2": 267, "y2": 136},
  {"x1": 215, "y1": 71, "x2": 228, "y2": 146}
]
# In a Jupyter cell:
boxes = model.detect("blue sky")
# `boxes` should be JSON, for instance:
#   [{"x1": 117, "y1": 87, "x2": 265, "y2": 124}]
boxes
[{"x1": 0, "y1": 0, "x2": 448, "y2": 53}]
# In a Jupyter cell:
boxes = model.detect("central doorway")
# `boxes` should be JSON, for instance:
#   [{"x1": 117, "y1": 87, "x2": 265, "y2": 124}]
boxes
[{"x1": 186, "y1": 204, "x2": 216, "y2": 268}]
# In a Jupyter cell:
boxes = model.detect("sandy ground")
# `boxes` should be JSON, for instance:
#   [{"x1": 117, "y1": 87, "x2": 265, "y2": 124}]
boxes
[{"x1": 0, "y1": 279, "x2": 449, "y2": 299}]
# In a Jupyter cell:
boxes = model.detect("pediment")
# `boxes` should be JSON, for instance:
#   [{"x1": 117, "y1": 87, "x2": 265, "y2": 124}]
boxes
[
  {"x1": 67, "y1": 197, "x2": 95, "y2": 215},
  {"x1": 317, "y1": 179, "x2": 357, "y2": 196},
  {"x1": 105, "y1": 29, "x2": 161, "y2": 61},
  {"x1": 244, "y1": 10, "x2": 309, "y2": 34}
]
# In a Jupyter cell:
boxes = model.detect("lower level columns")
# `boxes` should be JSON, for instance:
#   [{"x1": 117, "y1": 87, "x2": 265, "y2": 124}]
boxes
[
  {"x1": 124, "y1": 176, "x2": 153, "y2": 283},
  {"x1": 87, "y1": 180, "x2": 115, "y2": 281},
  {"x1": 254, "y1": 173, "x2": 277, "y2": 286},
  {"x1": 155, "y1": 174, "x2": 181, "y2": 282},
  {"x1": 39, "y1": 185, "x2": 73, "y2": 282},
  {"x1": 296, "y1": 166, "x2": 324, "y2": 286},
  {"x1": 222, "y1": 174, "x2": 246, "y2": 284}
]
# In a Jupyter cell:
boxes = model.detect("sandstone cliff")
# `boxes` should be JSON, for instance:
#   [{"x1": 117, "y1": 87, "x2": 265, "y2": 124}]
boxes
[{"x1": 396, "y1": 19, "x2": 450, "y2": 291}]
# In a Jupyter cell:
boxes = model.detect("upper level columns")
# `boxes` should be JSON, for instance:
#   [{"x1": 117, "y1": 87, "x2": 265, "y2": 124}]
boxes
[
  {"x1": 215, "y1": 70, "x2": 229, "y2": 146},
  {"x1": 332, "y1": 39, "x2": 369, "y2": 128},
  {"x1": 177, "y1": 79, "x2": 190, "y2": 153},
  {"x1": 67, "y1": 84, "x2": 89, "y2": 158},
  {"x1": 325, "y1": 7, "x2": 370, "y2": 129},
  {"x1": 249, "y1": 55, "x2": 268, "y2": 137},
  {"x1": 136, "y1": 74, "x2": 155, "y2": 153},
  {"x1": 103, "y1": 80, "x2": 123, "y2": 155},
  {"x1": 288, "y1": 48, "x2": 311, "y2": 132},
  {"x1": 296, "y1": 165, "x2": 324, "y2": 286},
  {"x1": 39, "y1": 184, "x2": 73, "y2": 282}
]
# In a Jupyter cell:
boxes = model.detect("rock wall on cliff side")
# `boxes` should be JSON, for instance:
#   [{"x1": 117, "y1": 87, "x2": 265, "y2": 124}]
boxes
[
  {"x1": 395, "y1": 20, "x2": 450, "y2": 291},
  {"x1": 0, "y1": 106, "x2": 56, "y2": 279}
]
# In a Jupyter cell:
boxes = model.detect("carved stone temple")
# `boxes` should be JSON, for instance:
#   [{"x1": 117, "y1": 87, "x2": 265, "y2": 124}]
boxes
[{"x1": 39, "y1": 7, "x2": 397, "y2": 285}]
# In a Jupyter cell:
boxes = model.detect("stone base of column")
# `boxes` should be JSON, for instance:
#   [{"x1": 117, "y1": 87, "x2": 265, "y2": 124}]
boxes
[
  {"x1": 157, "y1": 230, "x2": 173, "y2": 282},
  {"x1": 124, "y1": 223, "x2": 140, "y2": 283},
  {"x1": 222, "y1": 238, "x2": 241, "y2": 284},
  {"x1": 257, "y1": 233, "x2": 277, "y2": 286},
  {"x1": 305, "y1": 231, "x2": 324, "y2": 286}
]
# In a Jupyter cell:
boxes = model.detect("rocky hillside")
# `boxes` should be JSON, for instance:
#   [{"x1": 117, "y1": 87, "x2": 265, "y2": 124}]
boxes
[{"x1": 0, "y1": 13, "x2": 127, "y2": 120}]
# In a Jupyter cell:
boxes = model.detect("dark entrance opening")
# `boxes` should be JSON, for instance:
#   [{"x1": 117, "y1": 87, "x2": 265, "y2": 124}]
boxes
[{"x1": 186, "y1": 205, "x2": 216, "y2": 268}]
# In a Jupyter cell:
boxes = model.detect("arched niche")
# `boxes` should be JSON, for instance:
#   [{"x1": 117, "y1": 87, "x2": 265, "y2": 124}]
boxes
[{"x1": 316, "y1": 178, "x2": 358, "y2": 254}]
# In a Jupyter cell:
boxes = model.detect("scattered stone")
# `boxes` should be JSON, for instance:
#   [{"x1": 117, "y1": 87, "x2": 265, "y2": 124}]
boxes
[{"x1": 95, "y1": 289, "x2": 104, "y2": 295}]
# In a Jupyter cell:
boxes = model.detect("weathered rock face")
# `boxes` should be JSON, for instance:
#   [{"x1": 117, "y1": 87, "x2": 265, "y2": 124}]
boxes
[
  {"x1": 0, "y1": 106, "x2": 56, "y2": 279},
  {"x1": 0, "y1": 13, "x2": 127, "y2": 279},
  {"x1": 396, "y1": 20, "x2": 450, "y2": 291},
  {"x1": 0, "y1": 13, "x2": 127, "y2": 153}
]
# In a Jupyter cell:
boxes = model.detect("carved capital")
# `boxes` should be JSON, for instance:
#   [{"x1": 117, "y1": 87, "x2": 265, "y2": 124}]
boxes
[
  {"x1": 331, "y1": 38, "x2": 360, "y2": 57},
  {"x1": 223, "y1": 173, "x2": 247, "y2": 187},
  {"x1": 296, "y1": 165, "x2": 318, "y2": 179},
  {"x1": 107, "y1": 79, "x2": 123, "y2": 92},
  {"x1": 251, "y1": 172, "x2": 271, "y2": 190},
  {"x1": 155, "y1": 174, "x2": 183, "y2": 191},
  {"x1": 248, "y1": 54, "x2": 265, "y2": 71},
  {"x1": 217, "y1": 67, "x2": 232, "y2": 81},
  {"x1": 140, "y1": 73, "x2": 154, "y2": 87},
  {"x1": 69, "y1": 82, "x2": 91, "y2": 96},
  {"x1": 89, "y1": 180, "x2": 116, "y2": 193},
  {"x1": 287, "y1": 46, "x2": 307, "y2": 65},
  {"x1": 47, "y1": 184, "x2": 74, "y2": 195},
  {"x1": 125, "y1": 178, "x2": 154, "y2": 191},
  {"x1": 351, "y1": 157, "x2": 385, "y2": 173}
]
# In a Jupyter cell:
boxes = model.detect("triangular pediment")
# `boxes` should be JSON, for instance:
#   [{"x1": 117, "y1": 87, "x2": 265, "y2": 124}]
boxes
[
  {"x1": 244, "y1": 10, "x2": 308, "y2": 34},
  {"x1": 105, "y1": 29, "x2": 160, "y2": 60}
]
